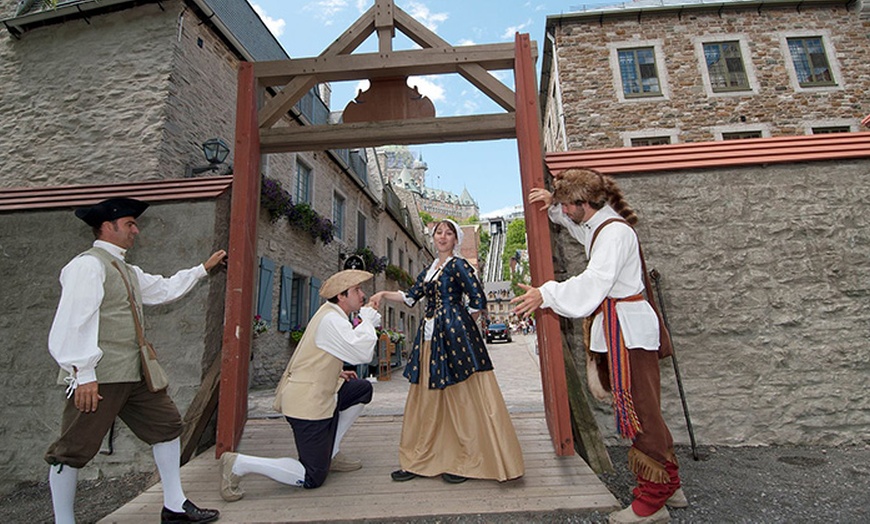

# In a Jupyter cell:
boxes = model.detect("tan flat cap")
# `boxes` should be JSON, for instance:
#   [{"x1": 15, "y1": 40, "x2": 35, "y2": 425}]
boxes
[{"x1": 319, "y1": 269, "x2": 373, "y2": 299}]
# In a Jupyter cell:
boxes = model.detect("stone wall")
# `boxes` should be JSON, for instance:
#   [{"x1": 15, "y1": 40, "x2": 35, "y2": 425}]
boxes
[
  {"x1": 548, "y1": 3, "x2": 869, "y2": 150},
  {"x1": 0, "y1": 3, "x2": 178, "y2": 186},
  {"x1": 0, "y1": 198, "x2": 228, "y2": 495},
  {"x1": 553, "y1": 159, "x2": 870, "y2": 446}
]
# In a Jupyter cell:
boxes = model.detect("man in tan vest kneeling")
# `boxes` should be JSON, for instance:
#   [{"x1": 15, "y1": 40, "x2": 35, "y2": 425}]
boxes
[{"x1": 219, "y1": 269, "x2": 381, "y2": 500}]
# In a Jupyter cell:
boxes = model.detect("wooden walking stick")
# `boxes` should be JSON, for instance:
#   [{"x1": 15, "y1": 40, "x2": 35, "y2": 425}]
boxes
[{"x1": 649, "y1": 268, "x2": 699, "y2": 461}]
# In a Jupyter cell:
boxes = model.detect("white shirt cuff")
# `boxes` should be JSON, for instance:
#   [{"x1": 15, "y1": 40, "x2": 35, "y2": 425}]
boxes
[
  {"x1": 76, "y1": 368, "x2": 97, "y2": 384},
  {"x1": 359, "y1": 306, "x2": 382, "y2": 328}
]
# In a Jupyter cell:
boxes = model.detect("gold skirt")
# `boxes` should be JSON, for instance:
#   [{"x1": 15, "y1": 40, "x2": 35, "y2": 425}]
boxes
[{"x1": 398, "y1": 341, "x2": 525, "y2": 481}]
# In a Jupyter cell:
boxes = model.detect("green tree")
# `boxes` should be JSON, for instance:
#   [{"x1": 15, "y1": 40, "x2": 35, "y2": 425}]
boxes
[
  {"x1": 479, "y1": 229, "x2": 491, "y2": 266},
  {"x1": 419, "y1": 211, "x2": 434, "y2": 225},
  {"x1": 501, "y1": 219, "x2": 527, "y2": 277}
]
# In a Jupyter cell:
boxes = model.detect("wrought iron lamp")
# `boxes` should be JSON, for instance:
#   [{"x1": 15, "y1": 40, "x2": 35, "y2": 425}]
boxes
[{"x1": 185, "y1": 137, "x2": 230, "y2": 177}]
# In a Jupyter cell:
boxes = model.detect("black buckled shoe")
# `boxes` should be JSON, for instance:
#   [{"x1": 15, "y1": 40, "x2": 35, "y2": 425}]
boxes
[
  {"x1": 161, "y1": 499, "x2": 220, "y2": 524},
  {"x1": 442, "y1": 473, "x2": 467, "y2": 484},
  {"x1": 390, "y1": 469, "x2": 419, "y2": 482}
]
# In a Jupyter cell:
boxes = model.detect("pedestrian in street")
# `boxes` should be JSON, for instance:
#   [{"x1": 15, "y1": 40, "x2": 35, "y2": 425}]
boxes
[
  {"x1": 45, "y1": 197, "x2": 225, "y2": 524},
  {"x1": 219, "y1": 270, "x2": 380, "y2": 500},
  {"x1": 512, "y1": 169, "x2": 686, "y2": 524},
  {"x1": 370, "y1": 219, "x2": 524, "y2": 484}
]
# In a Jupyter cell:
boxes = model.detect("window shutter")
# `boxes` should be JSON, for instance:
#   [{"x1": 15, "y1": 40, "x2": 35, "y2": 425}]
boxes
[
  {"x1": 257, "y1": 257, "x2": 275, "y2": 324},
  {"x1": 279, "y1": 265, "x2": 294, "y2": 331},
  {"x1": 308, "y1": 276, "x2": 322, "y2": 320}
]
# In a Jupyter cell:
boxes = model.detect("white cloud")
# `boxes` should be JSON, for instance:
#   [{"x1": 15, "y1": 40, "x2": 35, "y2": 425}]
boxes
[
  {"x1": 456, "y1": 38, "x2": 476, "y2": 47},
  {"x1": 251, "y1": 3, "x2": 286, "y2": 38},
  {"x1": 356, "y1": 0, "x2": 369, "y2": 11},
  {"x1": 402, "y1": 1, "x2": 448, "y2": 32},
  {"x1": 305, "y1": 0, "x2": 350, "y2": 25},
  {"x1": 407, "y1": 76, "x2": 445, "y2": 102},
  {"x1": 501, "y1": 19, "x2": 533, "y2": 39}
]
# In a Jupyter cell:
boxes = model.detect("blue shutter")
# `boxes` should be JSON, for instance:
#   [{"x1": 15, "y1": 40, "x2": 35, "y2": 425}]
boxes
[
  {"x1": 308, "y1": 276, "x2": 322, "y2": 320},
  {"x1": 257, "y1": 257, "x2": 275, "y2": 324},
  {"x1": 279, "y1": 265, "x2": 294, "y2": 332}
]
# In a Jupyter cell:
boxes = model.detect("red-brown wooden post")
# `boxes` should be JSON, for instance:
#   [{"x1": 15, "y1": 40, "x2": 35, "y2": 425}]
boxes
[
  {"x1": 514, "y1": 32, "x2": 574, "y2": 456},
  {"x1": 217, "y1": 62, "x2": 261, "y2": 457}
]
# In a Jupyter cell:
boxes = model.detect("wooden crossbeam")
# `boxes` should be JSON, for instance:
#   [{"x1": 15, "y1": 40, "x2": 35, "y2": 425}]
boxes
[
  {"x1": 259, "y1": 114, "x2": 517, "y2": 153},
  {"x1": 253, "y1": 43, "x2": 521, "y2": 86}
]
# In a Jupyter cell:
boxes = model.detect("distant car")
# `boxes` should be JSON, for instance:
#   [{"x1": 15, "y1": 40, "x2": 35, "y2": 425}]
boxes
[{"x1": 486, "y1": 323, "x2": 512, "y2": 344}]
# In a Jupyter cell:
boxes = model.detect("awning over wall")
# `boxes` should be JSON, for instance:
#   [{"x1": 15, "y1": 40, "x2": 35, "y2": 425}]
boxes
[
  {"x1": 0, "y1": 175, "x2": 233, "y2": 212},
  {"x1": 545, "y1": 132, "x2": 870, "y2": 175}
]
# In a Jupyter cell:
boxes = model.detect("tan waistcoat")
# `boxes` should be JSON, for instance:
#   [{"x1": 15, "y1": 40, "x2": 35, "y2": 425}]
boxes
[
  {"x1": 56, "y1": 247, "x2": 143, "y2": 385},
  {"x1": 273, "y1": 302, "x2": 347, "y2": 420}
]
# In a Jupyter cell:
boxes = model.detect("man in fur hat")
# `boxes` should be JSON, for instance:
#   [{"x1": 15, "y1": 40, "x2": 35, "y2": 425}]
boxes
[
  {"x1": 512, "y1": 169, "x2": 685, "y2": 524},
  {"x1": 219, "y1": 269, "x2": 380, "y2": 500},
  {"x1": 46, "y1": 197, "x2": 226, "y2": 524}
]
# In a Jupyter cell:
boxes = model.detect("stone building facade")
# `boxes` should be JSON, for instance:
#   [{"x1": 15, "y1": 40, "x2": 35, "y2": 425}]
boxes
[
  {"x1": 0, "y1": 0, "x2": 428, "y2": 490},
  {"x1": 541, "y1": 0, "x2": 869, "y2": 151}
]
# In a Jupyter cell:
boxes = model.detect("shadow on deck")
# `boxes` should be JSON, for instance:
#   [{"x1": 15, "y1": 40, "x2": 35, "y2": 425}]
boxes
[{"x1": 100, "y1": 412, "x2": 618, "y2": 522}]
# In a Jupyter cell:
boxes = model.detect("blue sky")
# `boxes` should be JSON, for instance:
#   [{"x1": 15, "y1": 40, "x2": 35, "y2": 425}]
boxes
[{"x1": 248, "y1": 1, "x2": 614, "y2": 216}]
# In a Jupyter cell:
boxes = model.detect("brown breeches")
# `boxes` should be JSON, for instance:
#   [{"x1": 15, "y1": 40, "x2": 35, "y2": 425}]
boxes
[{"x1": 45, "y1": 381, "x2": 183, "y2": 469}]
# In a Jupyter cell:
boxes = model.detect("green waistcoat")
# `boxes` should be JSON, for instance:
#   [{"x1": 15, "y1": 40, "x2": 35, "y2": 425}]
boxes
[{"x1": 56, "y1": 247, "x2": 143, "y2": 385}]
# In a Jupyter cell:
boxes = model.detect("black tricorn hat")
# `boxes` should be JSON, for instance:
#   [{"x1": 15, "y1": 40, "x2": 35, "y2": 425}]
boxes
[{"x1": 74, "y1": 197, "x2": 149, "y2": 228}]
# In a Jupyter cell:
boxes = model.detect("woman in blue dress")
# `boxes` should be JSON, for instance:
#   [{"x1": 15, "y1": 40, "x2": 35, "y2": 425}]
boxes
[{"x1": 370, "y1": 219, "x2": 524, "y2": 483}]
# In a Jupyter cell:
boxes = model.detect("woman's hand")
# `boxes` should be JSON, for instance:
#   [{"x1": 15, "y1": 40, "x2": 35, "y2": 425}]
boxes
[{"x1": 528, "y1": 188, "x2": 554, "y2": 212}]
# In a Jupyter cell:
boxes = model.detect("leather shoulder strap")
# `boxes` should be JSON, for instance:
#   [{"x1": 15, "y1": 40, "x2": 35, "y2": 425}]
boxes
[{"x1": 589, "y1": 217, "x2": 629, "y2": 254}]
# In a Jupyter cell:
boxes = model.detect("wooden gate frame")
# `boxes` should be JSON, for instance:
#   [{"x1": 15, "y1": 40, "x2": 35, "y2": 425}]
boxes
[{"x1": 218, "y1": 0, "x2": 573, "y2": 457}]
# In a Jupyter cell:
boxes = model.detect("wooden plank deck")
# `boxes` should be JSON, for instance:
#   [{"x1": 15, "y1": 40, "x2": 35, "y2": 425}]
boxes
[{"x1": 100, "y1": 412, "x2": 618, "y2": 522}]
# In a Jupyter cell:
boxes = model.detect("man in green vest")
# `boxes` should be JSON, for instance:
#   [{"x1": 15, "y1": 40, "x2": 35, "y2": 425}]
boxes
[
  {"x1": 219, "y1": 269, "x2": 380, "y2": 500},
  {"x1": 45, "y1": 197, "x2": 225, "y2": 524}
]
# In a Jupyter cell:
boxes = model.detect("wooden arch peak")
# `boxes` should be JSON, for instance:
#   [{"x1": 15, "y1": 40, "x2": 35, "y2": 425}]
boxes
[{"x1": 253, "y1": 0, "x2": 531, "y2": 153}]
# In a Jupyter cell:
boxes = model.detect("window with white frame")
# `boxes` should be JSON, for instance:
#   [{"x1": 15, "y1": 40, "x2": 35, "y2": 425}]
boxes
[
  {"x1": 787, "y1": 37, "x2": 835, "y2": 87},
  {"x1": 333, "y1": 192, "x2": 345, "y2": 240},
  {"x1": 618, "y1": 47, "x2": 662, "y2": 97},
  {"x1": 296, "y1": 161, "x2": 312, "y2": 204},
  {"x1": 811, "y1": 126, "x2": 850, "y2": 134},
  {"x1": 722, "y1": 131, "x2": 762, "y2": 140},
  {"x1": 631, "y1": 136, "x2": 671, "y2": 147},
  {"x1": 703, "y1": 41, "x2": 749, "y2": 92}
]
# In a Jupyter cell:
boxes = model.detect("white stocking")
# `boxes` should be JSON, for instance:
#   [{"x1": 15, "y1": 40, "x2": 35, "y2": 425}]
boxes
[
  {"x1": 233, "y1": 454, "x2": 306, "y2": 487},
  {"x1": 332, "y1": 403, "x2": 365, "y2": 458},
  {"x1": 49, "y1": 464, "x2": 78, "y2": 524},
  {"x1": 152, "y1": 437, "x2": 186, "y2": 511}
]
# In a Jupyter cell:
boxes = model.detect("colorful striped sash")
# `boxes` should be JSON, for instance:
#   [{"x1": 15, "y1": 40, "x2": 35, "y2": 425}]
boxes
[{"x1": 597, "y1": 293, "x2": 644, "y2": 440}]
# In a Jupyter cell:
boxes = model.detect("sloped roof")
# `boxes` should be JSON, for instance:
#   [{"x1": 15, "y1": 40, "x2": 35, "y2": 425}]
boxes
[
  {"x1": 3, "y1": 0, "x2": 287, "y2": 61},
  {"x1": 0, "y1": 176, "x2": 232, "y2": 212},
  {"x1": 545, "y1": 132, "x2": 870, "y2": 175}
]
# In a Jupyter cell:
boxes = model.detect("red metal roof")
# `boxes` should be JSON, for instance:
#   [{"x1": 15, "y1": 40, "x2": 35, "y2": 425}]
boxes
[
  {"x1": 0, "y1": 176, "x2": 233, "y2": 212},
  {"x1": 545, "y1": 132, "x2": 870, "y2": 175}
]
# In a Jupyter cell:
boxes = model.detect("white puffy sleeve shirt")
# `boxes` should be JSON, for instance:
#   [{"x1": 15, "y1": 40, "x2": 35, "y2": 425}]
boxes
[
  {"x1": 314, "y1": 306, "x2": 381, "y2": 365},
  {"x1": 48, "y1": 240, "x2": 208, "y2": 386},
  {"x1": 540, "y1": 205, "x2": 660, "y2": 352}
]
